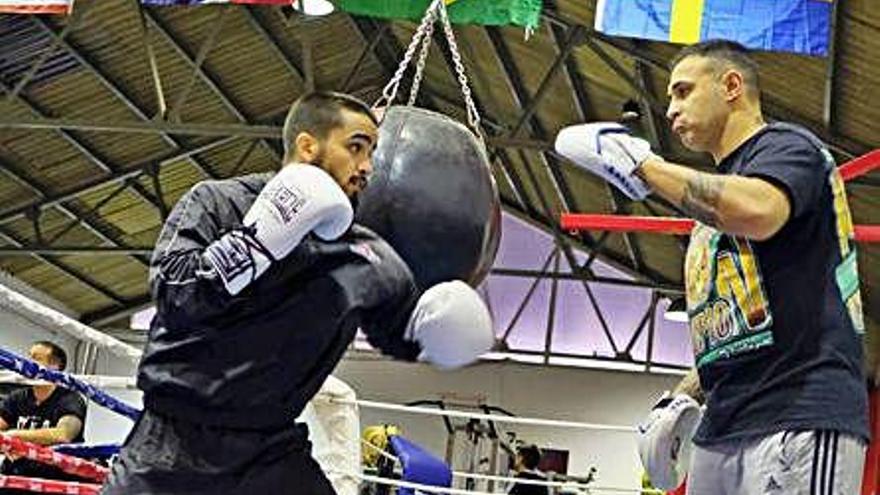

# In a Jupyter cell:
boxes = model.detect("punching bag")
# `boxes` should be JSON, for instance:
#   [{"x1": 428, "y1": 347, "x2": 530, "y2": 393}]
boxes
[{"x1": 356, "y1": 106, "x2": 501, "y2": 290}]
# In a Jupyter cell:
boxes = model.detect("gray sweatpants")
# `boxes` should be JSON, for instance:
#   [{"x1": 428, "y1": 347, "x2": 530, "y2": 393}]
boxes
[{"x1": 687, "y1": 430, "x2": 866, "y2": 495}]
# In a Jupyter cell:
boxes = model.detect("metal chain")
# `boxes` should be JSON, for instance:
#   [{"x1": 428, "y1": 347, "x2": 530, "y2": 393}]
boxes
[
  {"x1": 374, "y1": 0, "x2": 484, "y2": 143},
  {"x1": 437, "y1": 1, "x2": 483, "y2": 141},
  {"x1": 375, "y1": 0, "x2": 442, "y2": 109},
  {"x1": 407, "y1": 17, "x2": 435, "y2": 106}
]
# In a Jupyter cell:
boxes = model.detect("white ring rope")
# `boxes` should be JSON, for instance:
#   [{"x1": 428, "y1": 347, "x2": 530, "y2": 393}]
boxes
[
  {"x1": 338, "y1": 399, "x2": 637, "y2": 433},
  {"x1": 358, "y1": 429, "x2": 659, "y2": 493},
  {"x1": 452, "y1": 471, "x2": 585, "y2": 490},
  {"x1": 347, "y1": 471, "x2": 498, "y2": 495},
  {"x1": 343, "y1": 471, "x2": 664, "y2": 495},
  {"x1": 360, "y1": 440, "x2": 593, "y2": 492},
  {"x1": 450, "y1": 471, "x2": 663, "y2": 494},
  {"x1": 360, "y1": 437, "x2": 400, "y2": 464},
  {"x1": 0, "y1": 284, "x2": 142, "y2": 363}
]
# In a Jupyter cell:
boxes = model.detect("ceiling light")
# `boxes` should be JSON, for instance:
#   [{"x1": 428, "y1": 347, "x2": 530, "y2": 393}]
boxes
[{"x1": 292, "y1": 0, "x2": 335, "y2": 16}]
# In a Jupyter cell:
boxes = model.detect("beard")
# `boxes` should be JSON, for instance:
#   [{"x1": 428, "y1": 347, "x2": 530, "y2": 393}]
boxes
[{"x1": 311, "y1": 149, "x2": 367, "y2": 212}]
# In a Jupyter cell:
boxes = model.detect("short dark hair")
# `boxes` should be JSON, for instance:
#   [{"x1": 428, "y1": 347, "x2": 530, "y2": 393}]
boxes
[
  {"x1": 671, "y1": 39, "x2": 761, "y2": 95},
  {"x1": 32, "y1": 341, "x2": 67, "y2": 371},
  {"x1": 517, "y1": 444, "x2": 542, "y2": 470},
  {"x1": 282, "y1": 91, "x2": 378, "y2": 161}
]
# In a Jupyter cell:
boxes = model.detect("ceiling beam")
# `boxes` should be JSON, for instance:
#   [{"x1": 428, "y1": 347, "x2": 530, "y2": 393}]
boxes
[
  {"x1": 0, "y1": 126, "x2": 150, "y2": 272},
  {"x1": 0, "y1": 136, "x2": 238, "y2": 228},
  {"x1": 32, "y1": 17, "x2": 222, "y2": 180},
  {"x1": 243, "y1": 7, "x2": 306, "y2": 83},
  {"x1": 508, "y1": 24, "x2": 584, "y2": 137},
  {"x1": 80, "y1": 294, "x2": 153, "y2": 327},
  {"x1": 341, "y1": 22, "x2": 387, "y2": 92},
  {"x1": 581, "y1": 36, "x2": 666, "y2": 116},
  {"x1": 0, "y1": 157, "x2": 150, "y2": 264},
  {"x1": 490, "y1": 267, "x2": 681, "y2": 293},
  {"x1": 0, "y1": 115, "x2": 551, "y2": 150},
  {"x1": 143, "y1": 10, "x2": 282, "y2": 161},
  {"x1": 0, "y1": 78, "x2": 164, "y2": 216},
  {"x1": 0, "y1": 246, "x2": 152, "y2": 256},
  {"x1": 548, "y1": 19, "x2": 593, "y2": 122},
  {"x1": 484, "y1": 26, "x2": 588, "y2": 219},
  {"x1": 483, "y1": 26, "x2": 606, "y2": 258},
  {"x1": 0, "y1": 116, "x2": 281, "y2": 138},
  {"x1": 0, "y1": 229, "x2": 127, "y2": 306},
  {"x1": 167, "y1": 6, "x2": 231, "y2": 121},
  {"x1": 632, "y1": 57, "x2": 670, "y2": 151},
  {"x1": 500, "y1": 196, "x2": 681, "y2": 290}
]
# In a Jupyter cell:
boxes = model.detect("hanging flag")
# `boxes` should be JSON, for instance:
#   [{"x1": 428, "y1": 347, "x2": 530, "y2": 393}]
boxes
[
  {"x1": 0, "y1": 0, "x2": 71, "y2": 14},
  {"x1": 594, "y1": 0, "x2": 833, "y2": 56},
  {"x1": 336, "y1": 0, "x2": 543, "y2": 29}
]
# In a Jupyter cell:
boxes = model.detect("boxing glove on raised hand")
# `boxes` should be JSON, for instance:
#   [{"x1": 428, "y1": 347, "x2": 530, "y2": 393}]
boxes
[
  {"x1": 204, "y1": 165, "x2": 353, "y2": 295},
  {"x1": 636, "y1": 392, "x2": 702, "y2": 490},
  {"x1": 404, "y1": 280, "x2": 495, "y2": 370},
  {"x1": 555, "y1": 122, "x2": 658, "y2": 201}
]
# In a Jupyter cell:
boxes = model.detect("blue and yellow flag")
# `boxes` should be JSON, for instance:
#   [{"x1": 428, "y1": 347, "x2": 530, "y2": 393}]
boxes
[{"x1": 595, "y1": 0, "x2": 833, "y2": 56}]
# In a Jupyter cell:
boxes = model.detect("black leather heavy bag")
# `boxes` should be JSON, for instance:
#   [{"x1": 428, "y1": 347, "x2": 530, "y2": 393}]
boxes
[{"x1": 355, "y1": 106, "x2": 501, "y2": 290}]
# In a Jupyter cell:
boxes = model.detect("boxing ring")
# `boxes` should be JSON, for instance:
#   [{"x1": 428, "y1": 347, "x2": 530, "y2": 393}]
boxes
[
  {"x1": 0, "y1": 143, "x2": 877, "y2": 494},
  {"x1": 0, "y1": 279, "x2": 668, "y2": 495}
]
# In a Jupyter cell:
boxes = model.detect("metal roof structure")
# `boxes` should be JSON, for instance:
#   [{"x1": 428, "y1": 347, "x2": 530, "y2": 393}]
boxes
[{"x1": 0, "y1": 1, "x2": 877, "y2": 369}]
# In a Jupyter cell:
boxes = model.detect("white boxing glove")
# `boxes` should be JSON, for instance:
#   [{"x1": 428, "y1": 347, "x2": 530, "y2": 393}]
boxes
[
  {"x1": 636, "y1": 392, "x2": 702, "y2": 491},
  {"x1": 204, "y1": 164, "x2": 353, "y2": 295},
  {"x1": 404, "y1": 280, "x2": 495, "y2": 370},
  {"x1": 555, "y1": 123, "x2": 658, "y2": 201}
]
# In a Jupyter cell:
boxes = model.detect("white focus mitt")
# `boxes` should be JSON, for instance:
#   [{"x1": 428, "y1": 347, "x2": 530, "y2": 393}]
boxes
[
  {"x1": 204, "y1": 164, "x2": 353, "y2": 295},
  {"x1": 555, "y1": 123, "x2": 658, "y2": 201},
  {"x1": 636, "y1": 392, "x2": 702, "y2": 491},
  {"x1": 404, "y1": 280, "x2": 495, "y2": 370}
]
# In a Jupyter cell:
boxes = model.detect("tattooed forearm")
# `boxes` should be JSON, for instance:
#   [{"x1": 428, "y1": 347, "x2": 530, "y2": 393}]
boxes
[{"x1": 680, "y1": 173, "x2": 724, "y2": 227}]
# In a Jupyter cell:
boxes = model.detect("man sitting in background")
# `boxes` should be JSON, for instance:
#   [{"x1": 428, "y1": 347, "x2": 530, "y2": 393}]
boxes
[{"x1": 0, "y1": 341, "x2": 87, "y2": 493}]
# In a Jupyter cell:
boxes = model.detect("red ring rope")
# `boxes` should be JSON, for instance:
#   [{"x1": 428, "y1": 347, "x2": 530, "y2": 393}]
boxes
[
  {"x1": 840, "y1": 149, "x2": 880, "y2": 182},
  {"x1": 560, "y1": 214, "x2": 880, "y2": 243},
  {"x1": 0, "y1": 435, "x2": 108, "y2": 482},
  {"x1": 0, "y1": 475, "x2": 102, "y2": 495},
  {"x1": 560, "y1": 150, "x2": 879, "y2": 242}
]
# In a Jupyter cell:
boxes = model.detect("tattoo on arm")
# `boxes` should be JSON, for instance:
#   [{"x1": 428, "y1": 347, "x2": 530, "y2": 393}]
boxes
[{"x1": 680, "y1": 173, "x2": 724, "y2": 227}]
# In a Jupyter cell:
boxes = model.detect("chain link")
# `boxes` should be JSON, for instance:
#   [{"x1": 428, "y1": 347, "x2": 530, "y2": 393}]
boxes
[
  {"x1": 374, "y1": 0, "x2": 484, "y2": 143},
  {"x1": 407, "y1": 16, "x2": 435, "y2": 106},
  {"x1": 375, "y1": 0, "x2": 441, "y2": 109},
  {"x1": 437, "y1": 1, "x2": 483, "y2": 141}
]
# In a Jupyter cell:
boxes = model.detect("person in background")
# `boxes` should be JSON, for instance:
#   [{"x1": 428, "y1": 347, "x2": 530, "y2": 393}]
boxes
[
  {"x1": 508, "y1": 444, "x2": 550, "y2": 495},
  {"x1": 0, "y1": 341, "x2": 87, "y2": 494}
]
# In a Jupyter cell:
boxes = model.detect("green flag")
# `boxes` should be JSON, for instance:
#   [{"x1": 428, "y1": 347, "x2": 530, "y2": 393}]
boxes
[{"x1": 336, "y1": 0, "x2": 542, "y2": 29}]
